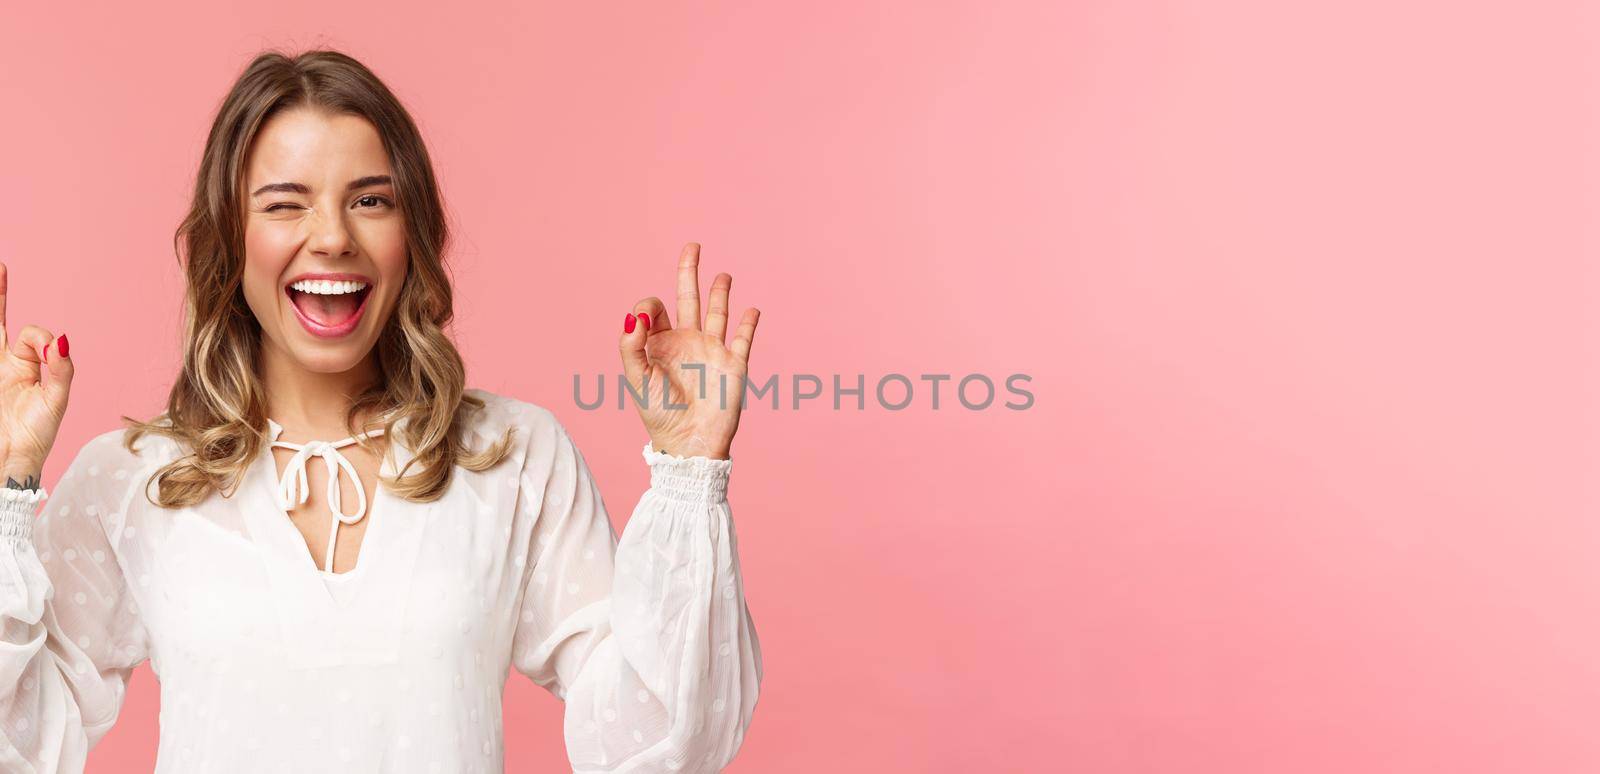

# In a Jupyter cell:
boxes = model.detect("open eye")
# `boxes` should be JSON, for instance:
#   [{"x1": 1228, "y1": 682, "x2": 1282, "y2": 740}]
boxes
[{"x1": 354, "y1": 194, "x2": 393, "y2": 209}]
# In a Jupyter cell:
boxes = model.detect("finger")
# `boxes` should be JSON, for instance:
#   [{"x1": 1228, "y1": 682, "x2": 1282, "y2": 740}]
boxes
[
  {"x1": 676, "y1": 242, "x2": 702, "y2": 331},
  {"x1": 0, "y1": 262, "x2": 8, "y2": 351},
  {"x1": 618, "y1": 311, "x2": 650, "y2": 395},
  {"x1": 728, "y1": 308, "x2": 760, "y2": 364},
  {"x1": 42, "y1": 333, "x2": 72, "y2": 418},
  {"x1": 630, "y1": 296, "x2": 671, "y2": 334},
  {"x1": 705, "y1": 272, "x2": 732, "y2": 344},
  {"x1": 11, "y1": 324, "x2": 54, "y2": 380}
]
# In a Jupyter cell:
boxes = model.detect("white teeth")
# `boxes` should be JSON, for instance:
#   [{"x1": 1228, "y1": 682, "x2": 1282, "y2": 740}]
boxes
[{"x1": 289, "y1": 279, "x2": 369, "y2": 295}]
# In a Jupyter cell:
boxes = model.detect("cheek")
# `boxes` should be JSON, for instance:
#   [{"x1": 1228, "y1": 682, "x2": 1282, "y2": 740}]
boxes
[
  {"x1": 244, "y1": 220, "x2": 300, "y2": 263},
  {"x1": 241, "y1": 222, "x2": 299, "y2": 310},
  {"x1": 355, "y1": 217, "x2": 406, "y2": 259},
  {"x1": 353, "y1": 218, "x2": 409, "y2": 284}
]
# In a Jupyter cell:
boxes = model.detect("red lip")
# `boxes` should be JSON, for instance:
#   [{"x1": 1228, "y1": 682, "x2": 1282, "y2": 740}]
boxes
[{"x1": 285, "y1": 282, "x2": 373, "y2": 339}]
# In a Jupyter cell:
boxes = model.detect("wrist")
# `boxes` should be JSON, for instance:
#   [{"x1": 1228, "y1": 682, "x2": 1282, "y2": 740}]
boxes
[
  {"x1": 649, "y1": 439, "x2": 730, "y2": 460},
  {"x1": 1, "y1": 459, "x2": 44, "y2": 491}
]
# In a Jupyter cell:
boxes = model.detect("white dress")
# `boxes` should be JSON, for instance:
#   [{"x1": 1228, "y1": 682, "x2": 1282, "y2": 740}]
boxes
[{"x1": 0, "y1": 388, "x2": 763, "y2": 773}]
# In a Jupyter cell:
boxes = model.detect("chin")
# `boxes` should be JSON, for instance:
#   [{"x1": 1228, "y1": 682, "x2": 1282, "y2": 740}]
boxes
[
  {"x1": 282, "y1": 334, "x2": 378, "y2": 373},
  {"x1": 300, "y1": 354, "x2": 372, "y2": 374}
]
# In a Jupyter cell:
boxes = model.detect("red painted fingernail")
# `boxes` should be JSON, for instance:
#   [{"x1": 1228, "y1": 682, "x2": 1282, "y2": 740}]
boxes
[
  {"x1": 638, "y1": 312, "x2": 650, "y2": 330},
  {"x1": 57, "y1": 334, "x2": 68, "y2": 359},
  {"x1": 624, "y1": 314, "x2": 636, "y2": 334}
]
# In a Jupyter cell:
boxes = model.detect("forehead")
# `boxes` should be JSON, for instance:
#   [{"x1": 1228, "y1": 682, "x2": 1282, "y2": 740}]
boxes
[{"x1": 245, "y1": 107, "x2": 391, "y2": 184}]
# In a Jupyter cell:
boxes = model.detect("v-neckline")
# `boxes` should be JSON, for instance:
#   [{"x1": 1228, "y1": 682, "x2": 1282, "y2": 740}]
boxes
[
  {"x1": 241, "y1": 412, "x2": 433, "y2": 669},
  {"x1": 263, "y1": 416, "x2": 389, "y2": 580}
]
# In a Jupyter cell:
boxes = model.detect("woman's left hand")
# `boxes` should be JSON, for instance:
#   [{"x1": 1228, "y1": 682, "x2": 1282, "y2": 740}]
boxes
[{"x1": 619, "y1": 243, "x2": 760, "y2": 460}]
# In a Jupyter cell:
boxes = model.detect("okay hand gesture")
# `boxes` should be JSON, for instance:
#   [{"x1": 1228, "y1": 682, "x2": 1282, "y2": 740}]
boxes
[
  {"x1": 0, "y1": 262, "x2": 74, "y2": 484},
  {"x1": 618, "y1": 243, "x2": 760, "y2": 460}
]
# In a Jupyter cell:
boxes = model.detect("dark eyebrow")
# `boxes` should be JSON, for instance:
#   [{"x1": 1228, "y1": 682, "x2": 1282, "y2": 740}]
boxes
[
  {"x1": 249, "y1": 175, "x2": 392, "y2": 197},
  {"x1": 346, "y1": 174, "x2": 392, "y2": 191},
  {"x1": 250, "y1": 181, "x2": 310, "y2": 197}
]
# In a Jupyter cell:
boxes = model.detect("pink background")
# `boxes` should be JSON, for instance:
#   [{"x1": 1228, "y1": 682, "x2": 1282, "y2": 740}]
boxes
[{"x1": 1, "y1": 1, "x2": 1595, "y2": 771}]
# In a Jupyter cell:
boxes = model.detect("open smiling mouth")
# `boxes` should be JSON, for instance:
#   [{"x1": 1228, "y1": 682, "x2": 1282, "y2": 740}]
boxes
[{"x1": 285, "y1": 278, "x2": 374, "y2": 338}]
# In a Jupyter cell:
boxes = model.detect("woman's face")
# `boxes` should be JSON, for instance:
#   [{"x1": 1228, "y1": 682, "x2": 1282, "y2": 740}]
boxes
[{"x1": 241, "y1": 106, "x2": 407, "y2": 375}]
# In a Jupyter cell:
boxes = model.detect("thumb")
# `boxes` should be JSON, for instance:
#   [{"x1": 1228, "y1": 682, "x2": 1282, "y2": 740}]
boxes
[{"x1": 43, "y1": 333, "x2": 72, "y2": 418}]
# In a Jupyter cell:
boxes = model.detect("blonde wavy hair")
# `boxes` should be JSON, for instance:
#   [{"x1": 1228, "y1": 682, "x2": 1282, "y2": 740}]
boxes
[{"x1": 123, "y1": 48, "x2": 515, "y2": 508}]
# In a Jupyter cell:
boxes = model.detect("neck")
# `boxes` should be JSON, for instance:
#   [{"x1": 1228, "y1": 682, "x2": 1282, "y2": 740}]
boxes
[{"x1": 257, "y1": 337, "x2": 381, "y2": 436}]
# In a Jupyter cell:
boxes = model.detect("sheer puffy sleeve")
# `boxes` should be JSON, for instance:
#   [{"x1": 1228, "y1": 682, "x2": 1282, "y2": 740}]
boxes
[
  {"x1": 509, "y1": 410, "x2": 763, "y2": 773},
  {"x1": 0, "y1": 431, "x2": 151, "y2": 772}
]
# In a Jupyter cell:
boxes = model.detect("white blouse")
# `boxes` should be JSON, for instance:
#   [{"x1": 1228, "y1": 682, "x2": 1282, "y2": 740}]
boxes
[{"x1": 0, "y1": 388, "x2": 763, "y2": 773}]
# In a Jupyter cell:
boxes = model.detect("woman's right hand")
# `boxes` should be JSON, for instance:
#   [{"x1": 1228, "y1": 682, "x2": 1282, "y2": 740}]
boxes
[{"x1": 0, "y1": 262, "x2": 73, "y2": 486}]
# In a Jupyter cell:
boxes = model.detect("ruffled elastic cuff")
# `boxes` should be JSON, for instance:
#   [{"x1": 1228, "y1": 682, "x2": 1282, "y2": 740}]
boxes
[
  {"x1": 642, "y1": 442, "x2": 732, "y2": 505},
  {"x1": 0, "y1": 486, "x2": 47, "y2": 544}
]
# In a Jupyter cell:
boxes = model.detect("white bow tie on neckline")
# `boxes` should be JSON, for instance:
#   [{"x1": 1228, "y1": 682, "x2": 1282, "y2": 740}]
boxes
[{"x1": 267, "y1": 418, "x2": 388, "y2": 573}]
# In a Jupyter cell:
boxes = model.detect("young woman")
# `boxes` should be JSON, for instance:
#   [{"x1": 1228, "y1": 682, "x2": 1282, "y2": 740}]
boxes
[{"x1": 0, "y1": 50, "x2": 762, "y2": 773}]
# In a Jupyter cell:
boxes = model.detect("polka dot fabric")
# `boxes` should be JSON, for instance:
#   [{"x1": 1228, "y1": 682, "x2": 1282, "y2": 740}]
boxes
[{"x1": 0, "y1": 388, "x2": 763, "y2": 772}]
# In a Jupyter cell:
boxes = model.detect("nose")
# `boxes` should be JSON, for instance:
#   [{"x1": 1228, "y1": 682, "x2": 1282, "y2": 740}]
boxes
[{"x1": 306, "y1": 208, "x2": 357, "y2": 259}]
